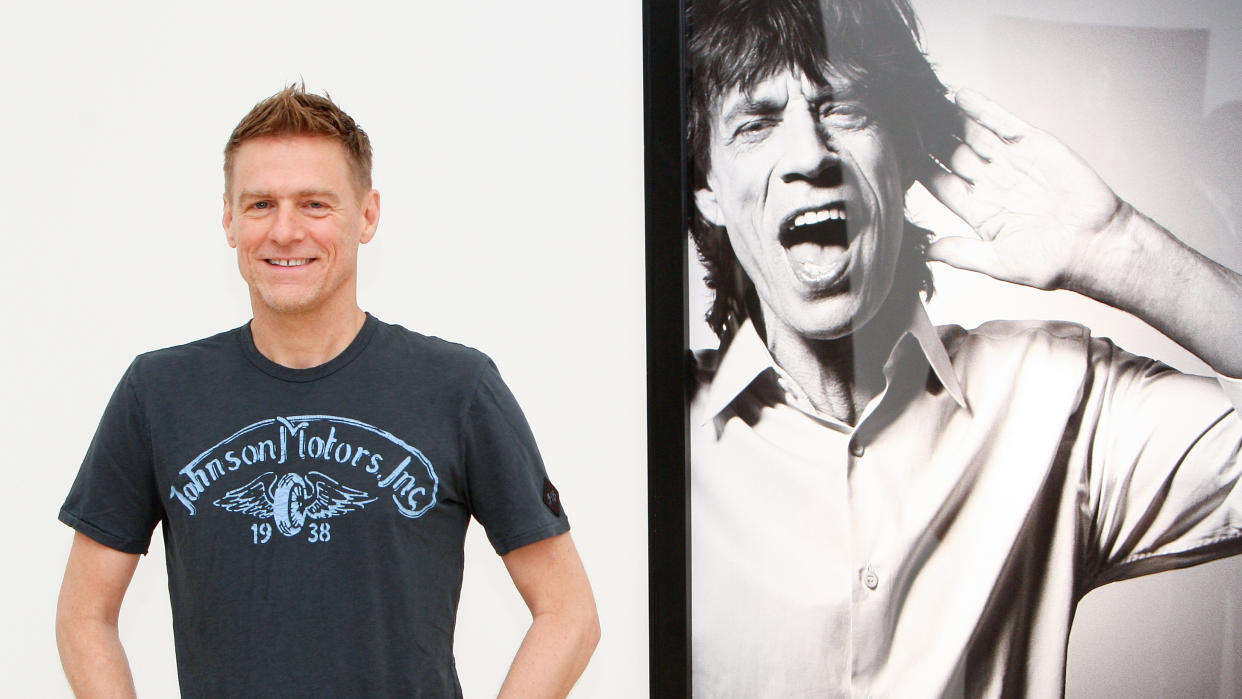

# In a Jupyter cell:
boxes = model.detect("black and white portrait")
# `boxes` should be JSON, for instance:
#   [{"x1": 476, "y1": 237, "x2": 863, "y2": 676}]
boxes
[{"x1": 683, "y1": 0, "x2": 1242, "y2": 696}]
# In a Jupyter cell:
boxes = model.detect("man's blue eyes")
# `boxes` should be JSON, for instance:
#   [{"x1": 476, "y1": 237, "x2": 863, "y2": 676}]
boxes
[{"x1": 249, "y1": 201, "x2": 326, "y2": 210}]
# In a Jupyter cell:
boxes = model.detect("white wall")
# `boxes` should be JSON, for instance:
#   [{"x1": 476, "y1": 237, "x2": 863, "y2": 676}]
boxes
[{"x1": 0, "y1": 2, "x2": 647, "y2": 696}]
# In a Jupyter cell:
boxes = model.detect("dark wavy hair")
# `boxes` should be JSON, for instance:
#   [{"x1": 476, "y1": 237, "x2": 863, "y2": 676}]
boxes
[{"x1": 687, "y1": 0, "x2": 960, "y2": 339}]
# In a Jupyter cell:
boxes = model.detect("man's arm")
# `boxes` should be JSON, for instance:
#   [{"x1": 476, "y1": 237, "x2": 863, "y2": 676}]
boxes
[
  {"x1": 56, "y1": 532, "x2": 141, "y2": 699},
  {"x1": 497, "y1": 532, "x2": 600, "y2": 699},
  {"x1": 923, "y1": 89, "x2": 1242, "y2": 377}
]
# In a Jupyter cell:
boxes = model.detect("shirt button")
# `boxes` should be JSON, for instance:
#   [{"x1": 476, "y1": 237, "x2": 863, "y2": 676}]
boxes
[
  {"x1": 863, "y1": 565, "x2": 879, "y2": 590},
  {"x1": 850, "y1": 442, "x2": 865, "y2": 458}
]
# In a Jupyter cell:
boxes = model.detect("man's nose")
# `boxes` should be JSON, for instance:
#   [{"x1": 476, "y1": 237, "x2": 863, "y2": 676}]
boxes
[
  {"x1": 779, "y1": 112, "x2": 838, "y2": 183},
  {"x1": 269, "y1": 206, "x2": 304, "y2": 244}
]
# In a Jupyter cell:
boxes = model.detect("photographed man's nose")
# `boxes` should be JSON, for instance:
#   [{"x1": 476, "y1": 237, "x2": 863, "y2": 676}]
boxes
[{"x1": 779, "y1": 113, "x2": 839, "y2": 184}]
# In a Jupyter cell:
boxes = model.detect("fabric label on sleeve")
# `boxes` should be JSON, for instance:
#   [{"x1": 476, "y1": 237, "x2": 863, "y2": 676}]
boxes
[{"x1": 542, "y1": 477, "x2": 562, "y2": 518}]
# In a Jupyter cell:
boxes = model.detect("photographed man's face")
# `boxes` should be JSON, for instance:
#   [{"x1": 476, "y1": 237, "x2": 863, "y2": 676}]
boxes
[
  {"x1": 695, "y1": 69, "x2": 905, "y2": 343},
  {"x1": 223, "y1": 135, "x2": 379, "y2": 317}
]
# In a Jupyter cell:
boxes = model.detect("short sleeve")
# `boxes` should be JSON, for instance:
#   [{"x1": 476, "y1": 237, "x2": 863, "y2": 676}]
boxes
[
  {"x1": 59, "y1": 359, "x2": 162, "y2": 554},
  {"x1": 1082, "y1": 340, "x2": 1242, "y2": 587},
  {"x1": 461, "y1": 358, "x2": 569, "y2": 555}
]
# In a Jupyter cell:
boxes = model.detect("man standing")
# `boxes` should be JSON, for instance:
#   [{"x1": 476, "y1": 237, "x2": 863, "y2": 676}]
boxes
[
  {"x1": 56, "y1": 85, "x2": 599, "y2": 698},
  {"x1": 688, "y1": 0, "x2": 1242, "y2": 695}
]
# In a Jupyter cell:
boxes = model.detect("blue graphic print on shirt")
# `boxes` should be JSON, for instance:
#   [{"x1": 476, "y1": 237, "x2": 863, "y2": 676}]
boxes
[{"x1": 168, "y1": 415, "x2": 439, "y2": 536}]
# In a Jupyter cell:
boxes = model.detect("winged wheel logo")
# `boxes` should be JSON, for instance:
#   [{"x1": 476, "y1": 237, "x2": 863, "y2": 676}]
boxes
[{"x1": 213, "y1": 471, "x2": 376, "y2": 536}]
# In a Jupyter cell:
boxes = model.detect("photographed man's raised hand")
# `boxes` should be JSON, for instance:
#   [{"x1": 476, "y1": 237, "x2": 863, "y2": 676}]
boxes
[{"x1": 924, "y1": 88, "x2": 1242, "y2": 377}]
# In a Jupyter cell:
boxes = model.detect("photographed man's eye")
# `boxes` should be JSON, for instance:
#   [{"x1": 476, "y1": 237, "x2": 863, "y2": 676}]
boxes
[
  {"x1": 732, "y1": 118, "x2": 777, "y2": 142},
  {"x1": 820, "y1": 102, "x2": 870, "y2": 129}
]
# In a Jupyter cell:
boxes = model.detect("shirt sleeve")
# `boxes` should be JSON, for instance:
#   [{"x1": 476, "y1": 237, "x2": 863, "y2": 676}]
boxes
[
  {"x1": 59, "y1": 358, "x2": 162, "y2": 554},
  {"x1": 1081, "y1": 340, "x2": 1242, "y2": 588},
  {"x1": 460, "y1": 357, "x2": 569, "y2": 556}
]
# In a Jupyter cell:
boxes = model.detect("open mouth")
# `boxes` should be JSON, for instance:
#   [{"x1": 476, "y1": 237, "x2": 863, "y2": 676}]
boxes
[
  {"x1": 778, "y1": 204, "x2": 850, "y2": 289},
  {"x1": 267, "y1": 258, "x2": 313, "y2": 267}
]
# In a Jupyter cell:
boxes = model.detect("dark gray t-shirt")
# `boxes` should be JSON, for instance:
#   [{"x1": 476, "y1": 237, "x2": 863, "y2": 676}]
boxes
[{"x1": 60, "y1": 314, "x2": 569, "y2": 698}]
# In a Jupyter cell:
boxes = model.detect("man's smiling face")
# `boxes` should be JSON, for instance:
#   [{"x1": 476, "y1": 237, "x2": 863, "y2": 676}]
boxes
[
  {"x1": 695, "y1": 69, "x2": 905, "y2": 345},
  {"x1": 223, "y1": 134, "x2": 379, "y2": 319}
]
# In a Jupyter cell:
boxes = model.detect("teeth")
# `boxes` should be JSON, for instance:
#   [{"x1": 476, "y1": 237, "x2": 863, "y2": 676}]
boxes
[
  {"x1": 269, "y1": 259, "x2": 311, "y2": 267},
  {"x1": 792, "y1": 207, "x2": 846, "y2": 228}
]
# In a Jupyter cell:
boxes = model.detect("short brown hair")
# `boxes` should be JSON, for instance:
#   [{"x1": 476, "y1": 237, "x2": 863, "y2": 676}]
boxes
[{"x1": 223, "y1": 83, "x2": 373, "y2": 195}]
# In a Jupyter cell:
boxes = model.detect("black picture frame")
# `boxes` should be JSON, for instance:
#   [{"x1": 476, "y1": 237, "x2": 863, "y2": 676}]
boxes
[{"x1": 644, "y1": 0, "x2": 691, "y2": 695}]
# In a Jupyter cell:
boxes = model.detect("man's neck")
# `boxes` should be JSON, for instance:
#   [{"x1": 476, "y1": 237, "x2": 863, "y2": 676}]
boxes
[
  {"x1": 763, "y1": 295, "x2": 916, "y2": 426},
  {"x1": 249, "y1": 302, "x2": 368, "y2": 370}
]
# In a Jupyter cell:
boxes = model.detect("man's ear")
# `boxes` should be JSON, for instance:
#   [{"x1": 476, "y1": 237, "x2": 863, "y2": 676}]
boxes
[
  {"x1": 694, "y1": 187, "x2": 725, "y2": 227},
  {"x1": 222, "y1": 194, "x2": 237, "y2": 249},
  {"x1": 360, "y1": 189, "x2": 380, "y2": 244}
]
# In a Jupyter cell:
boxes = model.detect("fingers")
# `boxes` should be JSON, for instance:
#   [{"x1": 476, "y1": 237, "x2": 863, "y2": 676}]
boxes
[
  {"x1": 925, "y1": 236, "x2": 1002, "y2": 279},
  {"x1": 929, "y1": 92, "x2": 1021, "y2": 187},
  {"x1": 954, "y1": 88, "x2": 1030, "y2": 143},
  {"x1": 920, "y1": 90, "x2": 1034, "y2": 231},
  {"x1": 943, "y1": 136, "x2": 989, "y2": 184},
  {"x1": 960, "y1": 117, "x2": 1009, "y2": 163},
  {"x1": 945, "y1": 93, "x2": 1025, "y2": 179},
  {"x1": 921, "y1": 162, "x2": 976, "y2": 224}
]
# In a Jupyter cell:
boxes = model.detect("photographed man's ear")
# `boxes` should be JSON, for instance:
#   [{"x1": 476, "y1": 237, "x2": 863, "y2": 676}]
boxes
[
  {"x1": 222, "y1": 194, "x2": 237, "y2": 249},
  {"x1": 695, "y1": 186, "x2": 725, "y2": 227}
]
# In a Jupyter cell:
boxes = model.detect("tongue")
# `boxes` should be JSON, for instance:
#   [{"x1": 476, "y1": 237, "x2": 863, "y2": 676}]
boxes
[{"x1": 787, "y1": 240, "x2": 845, "y2": 285}]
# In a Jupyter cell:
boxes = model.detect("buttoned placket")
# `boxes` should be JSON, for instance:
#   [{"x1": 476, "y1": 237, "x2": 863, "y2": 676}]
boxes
[
  {"x1": 694, "y1": 314, "x2": 976, "y2": 696},
  {"x1": 848, "y1": 428, "x2": 878, "y2": 699},
  {"x1": 775, "y1": 362, "x2": 896, "y2": 699}
]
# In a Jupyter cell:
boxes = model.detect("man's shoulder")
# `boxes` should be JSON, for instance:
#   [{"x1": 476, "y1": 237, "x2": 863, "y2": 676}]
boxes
[
  {"x1": 368, "y1": 317, "x2": 492, "y2": 370},
  {"x1": 365, "y1": 318, "x2": 511, "y2": 397},
  {"x1": 937, "y1": 318, "x2": 1093, "y2": 359},
  {"x1": 932, "y1": 318, "x2": 1109, "y2": 395},
  {"x1": 130, "y1": 325, "x2": 244, "y2": 373}
]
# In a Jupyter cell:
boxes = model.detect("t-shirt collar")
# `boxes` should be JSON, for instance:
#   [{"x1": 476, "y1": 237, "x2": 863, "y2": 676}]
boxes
[
  {"x1": 700, "y1": 302, "x2": 967, "y2": 424},
  {"x1": 237, "y1": 312, "x2": 379, "y2": 383}
]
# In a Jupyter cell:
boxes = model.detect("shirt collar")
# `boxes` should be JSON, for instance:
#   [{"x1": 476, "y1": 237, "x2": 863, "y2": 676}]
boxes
[
  {"x1": 700, "y1": 303, "x2": 967, "y2": 424},
  {"x1": 906, "y1": 300, "x2": 968, "y2": 409}
]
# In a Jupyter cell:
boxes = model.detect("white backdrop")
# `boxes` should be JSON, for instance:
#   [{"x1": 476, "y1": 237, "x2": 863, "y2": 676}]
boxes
[
  {"x1": 917, "y1": 3, "x2": 1242, "y2": 696},
  {"x1": 0, "y1": 2, "x2": 646, "y2": 696}
]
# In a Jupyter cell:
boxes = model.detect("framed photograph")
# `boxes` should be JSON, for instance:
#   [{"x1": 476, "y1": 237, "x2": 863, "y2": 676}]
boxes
[{"x1": 648, "y1": 0, "x2": 1242, "y2": 695}]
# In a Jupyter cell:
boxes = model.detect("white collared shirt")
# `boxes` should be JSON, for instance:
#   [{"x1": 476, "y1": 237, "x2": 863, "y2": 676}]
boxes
[{"x1": 691, "y1": 307, "x2": 1242, "y2": 697}]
